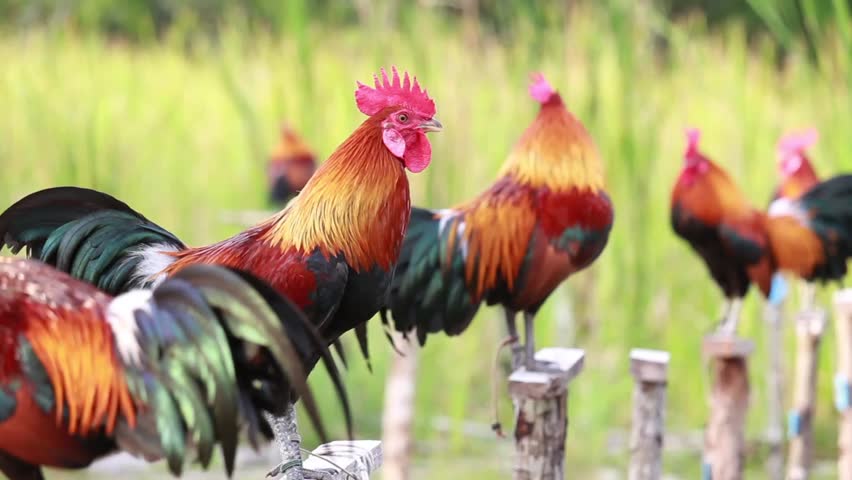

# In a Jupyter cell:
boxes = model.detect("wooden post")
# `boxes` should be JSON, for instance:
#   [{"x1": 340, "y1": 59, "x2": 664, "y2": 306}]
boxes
[
  {"x1": 381, "y1": 332, "x2": 419, "y2": 480},
  {"x1": 628, "y1": 349, "x2": 670, "y2": 480},
  {"x1": 702, "y1": 335, "x2": 754, "y2": 480},
  {"x1": 302, "y1": 440, "x2": 383, "y2": 479},
  {"x1": 508, "y1": 348, "x2": 585, "y2": 480},
  {"x1": 834, "y1": 290, "x2": 852, "y2": 480},
  {"x1": 764, "y1": 302, "x2": 786, "y2": 480},
  {"x1": 787, "y1": 309, "x2": 827, "y2": 480}
]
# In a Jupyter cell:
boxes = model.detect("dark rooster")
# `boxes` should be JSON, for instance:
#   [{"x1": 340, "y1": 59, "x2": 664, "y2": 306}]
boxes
[
  {"x1": 267, "y1": 123, "x2": 317, "y2": 206},
  {"x1": 382, "y1": 73, "x2": 613, "y2": 370},
  {"x1": 0, "y1": 66, "x2": 441, "y2": 475},
  {"x1": 0, "y1": 259, "x2": 347, "y2": 480},
  {"x1": 672, "y1": 128, "x2": 852, "y2": 333}
]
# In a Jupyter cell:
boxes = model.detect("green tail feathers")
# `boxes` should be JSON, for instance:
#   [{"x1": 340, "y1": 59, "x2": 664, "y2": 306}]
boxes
[
  {"x1": 0, "y1": 187, "x2": 183, "y2": 294},
  {"x1": 800, "y1": 174, "x2": 852, "y2": 280},
  {"x1": 117, "y1": 265, "x2": 351, "y2": 477},
  {"x1": 382, "y1": 207, "x2": 480, "y2": 346}
]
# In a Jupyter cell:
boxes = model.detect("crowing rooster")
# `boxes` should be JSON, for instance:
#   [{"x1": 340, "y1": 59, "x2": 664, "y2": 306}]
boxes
[
  {"x1": 267, "y1": 123, "x2": 317, "y2": 206},
  {"x1": 0, "y1": 67, "x2": 441, "y2": 475},
  {"x1": 0, "y1": 259, "x2": 347, "y2": 480},
  {"x1": 671, "y1": 128, "x2": 852, "y2": 333},
  {"x1": 382, "y1": 73, "x2": 613, "y2": 370}
]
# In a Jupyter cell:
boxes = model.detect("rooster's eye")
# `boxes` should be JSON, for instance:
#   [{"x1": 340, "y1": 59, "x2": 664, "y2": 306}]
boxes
[{"x1": 398, "y1": 114, "x2": 409, "y2": 123}]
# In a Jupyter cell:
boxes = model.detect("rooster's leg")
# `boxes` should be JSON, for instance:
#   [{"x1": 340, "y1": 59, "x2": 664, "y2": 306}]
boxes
[
  {"x1": 504, "y1": 308, "x2": 522, "y2": 370},
  {"x1": 715, "y1": 299, "x2": 732, "y2": 332},
  {"x1": 719, "y1": 298, "x2": 743, "y2": 334},
  {"x1": 800, "y1": 282, "x2": 817, "y2": 311},
  {"x1": 524, "y1": 312, "x2": 537, "y2": 370},
  {"x1": 264, "y1": 406, "x2": 304, "y2": 480}
]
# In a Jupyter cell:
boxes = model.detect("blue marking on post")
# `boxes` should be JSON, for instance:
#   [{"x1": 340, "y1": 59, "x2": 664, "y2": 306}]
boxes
[
  {"x1": 768, "y1": 274, "x2": 788, "y2": 305},
  {"x1": 835, "y1": 374, "x2": 852, "y2": 411},
  {"x1": 788, "y1": 410, "x2": 802, "y2": 436},
  {"x1": 702, "y1": 461, "x2": 712, "y2": 480}
]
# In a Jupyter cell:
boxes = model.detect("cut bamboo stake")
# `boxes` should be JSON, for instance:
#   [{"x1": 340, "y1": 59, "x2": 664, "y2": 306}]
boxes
[
  {"x1": 628, "y1": 349, "x2": 670, "y2": 480},
  {"x1": 509, "y1": 348, "x2": 585, "y2": 480},
  {"x1": 302, "y1": 440, "x2": 383, "y2": 479},
  {"x1": 765, "y1": 291, "x2": 787, "y2": 480},
  {"x1": 787, "y1": 308, "x2": 827, "y2": 480},
  {"x1": 381, "y1": 332, "x2": 419, "y2": 480},
  {"x1": 834, "y1": 290, "x2": 852, "y2": 480},
  {"x1": 702, "y1": 335, "x2": 754, "y2": 480}
]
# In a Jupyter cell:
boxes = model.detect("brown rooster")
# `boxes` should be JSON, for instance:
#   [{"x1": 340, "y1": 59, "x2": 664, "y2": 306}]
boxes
[
  {"x1": 267, "y1": 123, "x2": 317, "y2": 206},
  {"x1": 381, "y1": 73, "x2": 613, "y2": 370},
  {"x1": 770, "y1": 128, "x2": 822, "y2": 305},
  {"x1": 672, "y1": 128, "x2": 852, "y2": 333},
  {"x1": 0, "y1": 66, "x2": 441, "y2": 476},
  {"x1": 772, "y1": 128, "x2": 820, "y2": 201}
]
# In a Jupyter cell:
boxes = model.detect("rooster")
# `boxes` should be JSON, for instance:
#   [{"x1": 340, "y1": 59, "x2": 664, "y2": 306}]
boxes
[
  {"x1": 0, "y1": 66, "x2": 441, "y2": 476},
  {"x1": 671, "y1": 128, "x2": 852, "y2": 333},
  {"x1": 0, "y1": 259, "x2": 347, "y2": 480},
  {"x1": 772, "y1": 128, "x2": 820, "y2": 202},
  {"x1": 381, "y1": 73, "x2": 613, "y2": 371},
  {"x1": 267, "y1": 123, "x2": 317, "y2": 206},
  {"x1": 770, "y1": 128, "x2": 822, "y2": 306}
]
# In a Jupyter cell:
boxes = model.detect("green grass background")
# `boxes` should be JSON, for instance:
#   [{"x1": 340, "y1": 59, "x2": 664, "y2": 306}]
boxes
[{"x1": 1, "y1": 1, "x2": 851, "y2": 478}]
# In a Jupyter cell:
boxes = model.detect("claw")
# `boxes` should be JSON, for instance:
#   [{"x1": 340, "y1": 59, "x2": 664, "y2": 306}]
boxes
[
  {"x1": 267, "y1": 464, "x2": 334, "y2": 480},
  {"x1": 266, "y1": 459, "x2": 303, "y2": 479}
]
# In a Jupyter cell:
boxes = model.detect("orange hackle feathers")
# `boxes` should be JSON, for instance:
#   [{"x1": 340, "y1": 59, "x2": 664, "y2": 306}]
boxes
[
  {"x1": 446, "y1": 184, "x2": 537, "y2": 298},
  {"x1": 166, "y1": 111, "x2": 411, "y2": 277},
  {"x1": 0, "y1": 259, "x2": 135, "y2": 435},
  {"x1": 442, "y1": 73, "x2": 608, "y2": 300},
  {"x1": 272, "y1": 123, "x2": 314, "y2": 161},
  {"x1": 264, "y1": 114, "x2": 411, "y2": 272},
  {"x1": 497, "y1": 90, "x2": 605, "y2": 193}
]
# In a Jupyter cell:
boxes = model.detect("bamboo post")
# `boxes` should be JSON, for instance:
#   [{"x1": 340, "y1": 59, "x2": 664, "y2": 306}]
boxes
[
  {"x1": 787, "y1": 308, "x2": 827, "y2": 480},
  {"x1": 628, "y1": 348, "x2": 670, "y2": 480},
  {"x1": 381, "y1": 332, "x2": 419, "y2": 480},
  {"x1": 302, "y1": 440, "x2": 383, "y2": 479},
  {"x1": 702, "y1": 335, "x2": 754, "y2": 480},
  {"x1": 509, "y1": 348, "x2": 585, "y2": 480},
  {"x1": 766, "y1": 274, "x2": 789, "y2": 480},
  {"x1": 834, "y1": 290, "x2": 852, "y2": 480}
]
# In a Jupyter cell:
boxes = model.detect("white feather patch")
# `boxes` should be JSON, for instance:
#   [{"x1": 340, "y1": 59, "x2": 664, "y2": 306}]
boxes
[
  {"x1": 435, "y1": 209, "x2": 468, "y2": 261},
  {"x1": 107, "y1": 289, "x2": 153, "y2": 366},
  {"x1": 130, "y1": 243, "x2": 180, "y2": 287},
  {"x1": 768, "y1": 198, "x2": 808, "y2": 224}
]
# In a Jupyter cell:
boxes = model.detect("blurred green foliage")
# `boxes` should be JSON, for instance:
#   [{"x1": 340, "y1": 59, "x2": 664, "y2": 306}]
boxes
[
  {"x1": 1, "y1": 0, "x2": 850, "y2": 50},
  {"x1": 0, "y1": 1, "x2": 850, "y2": 479}
]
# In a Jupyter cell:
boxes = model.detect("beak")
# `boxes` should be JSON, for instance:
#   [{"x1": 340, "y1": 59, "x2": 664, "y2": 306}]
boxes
[{"x1": 419, "y1": 118, "x2": 443, "y2": 133}]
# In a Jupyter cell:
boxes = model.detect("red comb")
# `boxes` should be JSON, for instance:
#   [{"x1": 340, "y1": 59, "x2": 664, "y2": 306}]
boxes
[
  {"x1": 355, "y1": 67, "x2": 436, "y2": 117},
  {"x1": 685, "y1": 128, "x2": 701, "y2": 153},
  {"x1": 528, "y1": 72, "x2": 555, "y2": 104},
  {"x1": 778, "y1": 128, "x2": 818, "y2": 155}
]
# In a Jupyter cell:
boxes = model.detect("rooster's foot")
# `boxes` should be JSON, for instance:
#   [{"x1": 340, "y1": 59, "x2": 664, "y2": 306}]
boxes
[{"x1": 267, "y1": 462, "x2": 334, "y2": 480}]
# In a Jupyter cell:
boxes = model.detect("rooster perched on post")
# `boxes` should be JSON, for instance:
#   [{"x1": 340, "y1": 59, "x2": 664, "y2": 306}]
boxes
[
  {"x1": 267, "y1": 123, "x2": 317, "y2": 206},
  {"x1": 381, "y1": 73, "x2": 613, "y2": 371},
  {"x1": 0, "y1": 66, "x2": 441, "y2": 477},
  {"x1": 772, "y1": 128, "x2": 820, "y2": 202},
  {"x1": 0, "y1": 259, "x2": 346, "y2": 480},
  {"x1": 671, "y1": 128, "x2": 852, "y2": 333},
  {"x1": 770, "y1": 128, "x2": 822, "y2": 306}
]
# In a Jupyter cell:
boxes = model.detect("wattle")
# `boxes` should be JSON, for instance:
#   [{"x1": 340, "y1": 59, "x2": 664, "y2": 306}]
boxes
[{"x1": 402, "y1": 131, "x2": 431, "y2": 173}]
